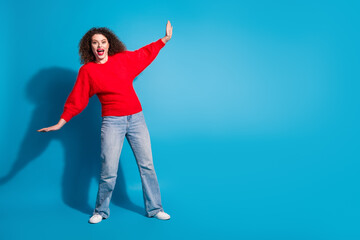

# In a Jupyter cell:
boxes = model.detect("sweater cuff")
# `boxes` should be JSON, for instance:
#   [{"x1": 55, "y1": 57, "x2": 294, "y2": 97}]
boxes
[
  {"x1": 60, "y1": 112, "x2": 72, "y2": 123},
  {"x1": 157, "y1": 38, "x2": 166, "y2": 48}
]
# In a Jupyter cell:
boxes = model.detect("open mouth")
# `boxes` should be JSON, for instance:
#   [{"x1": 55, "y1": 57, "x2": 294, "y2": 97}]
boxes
[{"x1": 97, "y1": 49, "x2": 105, "y2": 56}]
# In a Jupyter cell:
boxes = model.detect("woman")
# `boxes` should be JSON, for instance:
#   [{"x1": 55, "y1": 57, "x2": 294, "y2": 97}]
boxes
[{"x1": 38, "y1": 20, "x2": 173, "y2": 224}]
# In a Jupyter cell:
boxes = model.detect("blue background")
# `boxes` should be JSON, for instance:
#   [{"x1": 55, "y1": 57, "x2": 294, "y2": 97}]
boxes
[{"x1": 1, "y1": 0, "x2": 359, "y2": 239}]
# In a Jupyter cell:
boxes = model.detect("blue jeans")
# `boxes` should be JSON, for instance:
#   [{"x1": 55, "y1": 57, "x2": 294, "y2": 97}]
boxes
[{"x1": 93, "y1": 111, "x2": 163, "y2": 218}]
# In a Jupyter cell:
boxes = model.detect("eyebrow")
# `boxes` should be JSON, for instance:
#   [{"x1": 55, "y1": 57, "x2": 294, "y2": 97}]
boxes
[{"x1": 92, "y1": 39, "x2": 107, "y2": 42}]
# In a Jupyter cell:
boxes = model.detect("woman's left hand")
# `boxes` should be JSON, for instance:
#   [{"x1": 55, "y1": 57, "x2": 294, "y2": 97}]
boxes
[{"x1": 162, "y1": 20, "x2": 173, "y2": 44}]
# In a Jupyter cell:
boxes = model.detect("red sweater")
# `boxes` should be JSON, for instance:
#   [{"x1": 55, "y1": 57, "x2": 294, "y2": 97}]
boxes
[{"x1": 61, "y1": 38, "x2": 165, "y2": 122}]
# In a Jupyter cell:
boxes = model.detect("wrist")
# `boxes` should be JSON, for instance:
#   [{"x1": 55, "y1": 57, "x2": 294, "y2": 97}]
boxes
[
  {"x1": 161, "y1": 36, "x2": 170, "y2": 44},
  {"x1": 58, "y1": 119, "x2": 67, "y2": 127}
]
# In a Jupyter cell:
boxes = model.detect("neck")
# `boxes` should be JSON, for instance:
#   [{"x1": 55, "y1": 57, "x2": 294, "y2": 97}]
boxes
[{"x1": 96, "y1": 55, "x2": 108, "y2": 64}]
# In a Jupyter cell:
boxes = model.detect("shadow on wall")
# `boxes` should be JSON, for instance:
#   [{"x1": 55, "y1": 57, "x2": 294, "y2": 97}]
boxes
[{"x1": 0, "y1": 67, "x2": 144, "y2": 216}]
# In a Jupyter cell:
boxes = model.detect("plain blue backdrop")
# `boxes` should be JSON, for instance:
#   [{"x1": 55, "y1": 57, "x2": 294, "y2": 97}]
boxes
[{"x1": 1, "y1": 0, "x2": 359, "y2": 239}]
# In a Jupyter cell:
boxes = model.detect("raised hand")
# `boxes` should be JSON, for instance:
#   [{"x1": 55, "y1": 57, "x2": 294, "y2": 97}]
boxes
[{"x1": 162, "y1": 20, "x2": 173, "y2": 44}]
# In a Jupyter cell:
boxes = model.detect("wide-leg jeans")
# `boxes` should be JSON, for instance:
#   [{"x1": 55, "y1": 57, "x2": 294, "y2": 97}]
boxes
[{"x1": 93, "y1": 111, "x2": 163, "y2": 218}]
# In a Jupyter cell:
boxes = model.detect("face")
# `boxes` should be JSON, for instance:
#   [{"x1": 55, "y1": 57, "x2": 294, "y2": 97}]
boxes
[{"x1": 91, "y1": 34, "x2": 110, "y2": 63}]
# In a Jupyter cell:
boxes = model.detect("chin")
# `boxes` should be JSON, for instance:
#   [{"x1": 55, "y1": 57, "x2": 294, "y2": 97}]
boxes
[{"x1": 97, "y1": 55, "x2": 106, "y2": 60}]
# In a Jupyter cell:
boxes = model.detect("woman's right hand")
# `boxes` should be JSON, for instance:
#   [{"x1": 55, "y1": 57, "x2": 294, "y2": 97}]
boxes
[
  {"x1": 161, "y1": 20, "x2": 173, "y2": 44},
  {"x1": 37, "y1": 118, "x2": 67, "y2": 132}
]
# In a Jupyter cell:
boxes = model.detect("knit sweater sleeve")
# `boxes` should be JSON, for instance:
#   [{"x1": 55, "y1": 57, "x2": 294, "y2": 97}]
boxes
[
  {"x1": 125, "y1": 38, "x2": 165, "y2": 78},
  {"x1": 60, "y1": 66, "x2": 93, "y2": 122}
]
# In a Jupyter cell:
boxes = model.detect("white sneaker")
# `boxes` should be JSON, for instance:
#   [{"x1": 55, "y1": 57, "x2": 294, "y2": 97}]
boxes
[
  {"x1": 89, "y1": 214, "x2": 103, "y2": 224},
  {"x1": 154, "y1": 211, "x2": 171, "y2": 220}
]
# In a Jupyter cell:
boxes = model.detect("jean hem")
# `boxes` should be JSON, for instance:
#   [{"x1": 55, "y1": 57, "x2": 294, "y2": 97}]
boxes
[
  {"x1": 147, "y1": 208, "x2": 164, "y2": 218},
  {"x1": 93, "y1": 210, "x2": 109, "y2": 219}
]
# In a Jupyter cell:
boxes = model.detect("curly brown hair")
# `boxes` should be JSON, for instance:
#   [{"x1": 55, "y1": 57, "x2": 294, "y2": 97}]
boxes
[{"x1": 79, "y1": 27, "x2": 127, "y2": 64}]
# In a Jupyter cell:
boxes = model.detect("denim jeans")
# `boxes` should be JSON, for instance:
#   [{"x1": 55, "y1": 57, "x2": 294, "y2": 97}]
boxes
[{"x1": 93, "y1": 111, "x2": 163, "y2": 218}]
